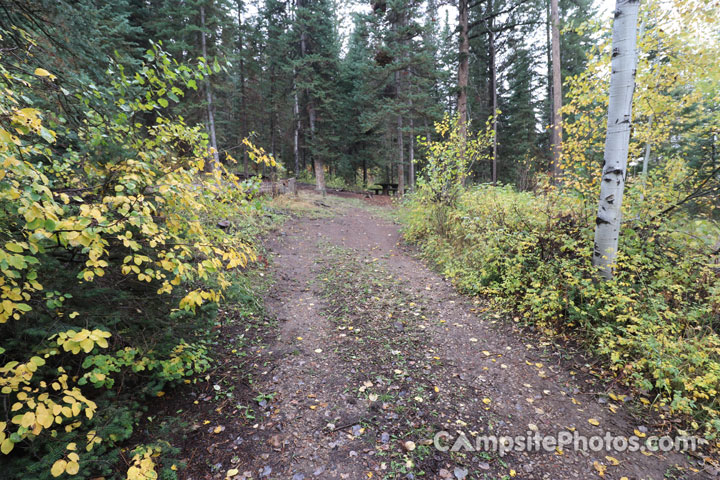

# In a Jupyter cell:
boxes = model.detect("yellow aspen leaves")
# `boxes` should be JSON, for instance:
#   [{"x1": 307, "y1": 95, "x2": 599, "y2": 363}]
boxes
[
  {"x1": 126, "y1": 451, "x2": 158, "y2": 480},
  {"x1": 86, "y1": 431, "x2": 102, "y2": 452},
  {"x1": 33, "y1": 67, "x2": 53, "y2": 78},
  {"x1": 593, "y1": 461, "x2": 607, "y2": 477},
  {"x1": 36, "y1": 404, "x2": 54, "y2": 428},
  {"x1": 50, "y1": 459, "x2": 67, "y2": 477},
  {"x1": 50, "y1": 451, "x2": 80, "y2": 477},
  {"x1": 56, "y1": 329, "x2": 112, "y2": 354},
  {"x1": 1, "y1": 438, "x2": 13, "y2": 455},
  {"x1": 65, "y1": 456, "x2": 80, "y2": 475}
]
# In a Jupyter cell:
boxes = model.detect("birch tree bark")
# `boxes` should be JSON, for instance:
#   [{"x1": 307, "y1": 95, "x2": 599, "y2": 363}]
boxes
[
  {"x1": 593, "y1": 0, "x2": 641, "y2": 279},
  {"x1": 200, "y1": 4, "x2": 220, "y2": 171}
]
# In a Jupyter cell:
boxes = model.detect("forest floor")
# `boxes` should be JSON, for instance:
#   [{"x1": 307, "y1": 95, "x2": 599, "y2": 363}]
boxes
[{"x1": 161, "y1": 190, "x2": 717, "y2": 480}]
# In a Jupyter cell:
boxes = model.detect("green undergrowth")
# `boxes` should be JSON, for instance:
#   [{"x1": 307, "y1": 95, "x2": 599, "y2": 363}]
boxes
[{"x1": 402, "y1": 185, "x2": 720, "y2": 440}]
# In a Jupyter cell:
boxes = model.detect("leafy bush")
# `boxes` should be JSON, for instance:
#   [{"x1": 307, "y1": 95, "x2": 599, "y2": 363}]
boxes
[
  {"x1": 0, "y1": 35, "x2": 274, "y2": 478},
  {"x1": 404, "y1": 184, "x2": 720, "y2": 439}
]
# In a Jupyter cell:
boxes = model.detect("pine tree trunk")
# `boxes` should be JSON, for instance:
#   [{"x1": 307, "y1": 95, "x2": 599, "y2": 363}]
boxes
[
  {"x1": 308, "y1": 101, "x2": 325, "y2": 195},
  {"x1": 396, "y1": 66, "x2": 405, "y2": 196},
  {"x1": 487, "y1": 2, "x2": 497, "y2": 185},
  {"x1": 293, "y1": 70, "x2": 301, "y2": 179},
  {"x1": 592, "y1": 0, "x2": 641, "y2": 280},
  {"x1": 409, "y1": 101, "x2": 415, "y2": 191},
  {"x1": 550, "y1": 0, "x2": 562, "y2": 178},
  {"x1": 546, "y1": 0, "x2": 552, "y2": 161},
  {"x1": 200, "y1": 4, "x2": 220, "y2": 171},
  {"x1": 363, "y1": 157, "x2": 367, "y2": 187},
  {"x1": 298, "y1": 0, "x2": 324, "y2": 195},
  {"x1": 237, "y1": 1, "x2": 248, "y2": 177},
  {"x1": 398, "y1": 112, "x2": 405, "y2": 196},
  {"x1": 457, "y1": 0, "x2": 469, "y2": 141},
  {"x1": 270, "y1": 72, "x2": 276, "y2": 163}
]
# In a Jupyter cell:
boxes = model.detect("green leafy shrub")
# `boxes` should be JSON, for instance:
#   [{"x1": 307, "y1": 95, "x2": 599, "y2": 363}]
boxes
[{"x1": 404, "y1": 183, "x2": 720, "y2": 439}]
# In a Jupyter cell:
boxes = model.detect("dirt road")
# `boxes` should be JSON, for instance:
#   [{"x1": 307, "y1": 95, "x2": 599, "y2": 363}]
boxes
[{"x1": 182, "y1": 193, "x2": 712, "y2": 480}]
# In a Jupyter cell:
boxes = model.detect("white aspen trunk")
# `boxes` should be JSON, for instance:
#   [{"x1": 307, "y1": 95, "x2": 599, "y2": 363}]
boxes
[
  {"x1": 550, "y1": 0, "x2": 562, "y2": 178},
  {"x1": 593, "y1": 0, "x2": 641, "y2": 280},
  {"x1": 200, "y1": 5, "x2": 220, "y2": 171}
]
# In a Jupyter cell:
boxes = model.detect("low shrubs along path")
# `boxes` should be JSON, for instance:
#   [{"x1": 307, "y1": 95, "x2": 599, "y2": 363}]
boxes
[{"x1": 168, "y1": 191, "x2": 714, "y2": 480}]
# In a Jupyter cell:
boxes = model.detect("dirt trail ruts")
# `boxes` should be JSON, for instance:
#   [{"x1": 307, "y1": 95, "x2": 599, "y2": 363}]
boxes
[{"x1": 240, "y1": 195, "x2": 711, "y2": 480}]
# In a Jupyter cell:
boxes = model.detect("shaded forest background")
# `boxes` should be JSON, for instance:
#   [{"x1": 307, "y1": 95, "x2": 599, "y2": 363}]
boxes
[{"x1": 1, "y1": 0, "x2": 598, "y2": 190}]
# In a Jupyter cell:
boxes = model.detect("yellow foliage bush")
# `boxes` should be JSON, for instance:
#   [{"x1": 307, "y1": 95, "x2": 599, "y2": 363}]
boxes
[{"x1": 0, "y1": 34, "x2": 275, "y2": 478}]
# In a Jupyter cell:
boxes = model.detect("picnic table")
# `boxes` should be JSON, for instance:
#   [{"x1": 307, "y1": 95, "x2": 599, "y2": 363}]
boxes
[{"x1": 370, "y1": 183, "x2": 399, "y2": 195}]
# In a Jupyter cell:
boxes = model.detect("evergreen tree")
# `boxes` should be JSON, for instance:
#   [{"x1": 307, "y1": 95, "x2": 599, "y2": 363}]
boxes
[{"x1": 293, "y1": 0, "x2": 342, "y2": 192}]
